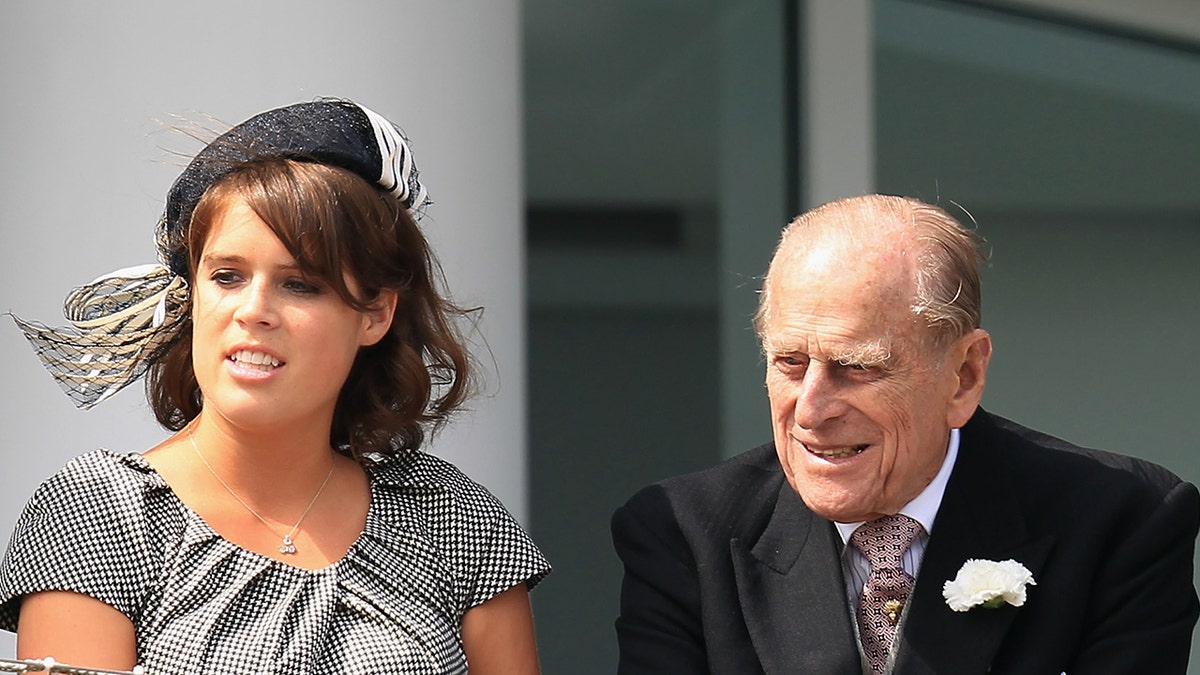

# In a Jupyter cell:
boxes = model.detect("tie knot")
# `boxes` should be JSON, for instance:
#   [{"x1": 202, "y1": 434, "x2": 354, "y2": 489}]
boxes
[{"x1": 850, "y1": 514, "x2": 922, "y2": 570}]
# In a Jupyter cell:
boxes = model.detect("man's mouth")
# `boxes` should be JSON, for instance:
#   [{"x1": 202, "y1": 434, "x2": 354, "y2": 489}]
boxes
[
  {"x1": 229, "y1": 349, "x2": 283, "y2": 372},
  {"x1": 805, "y1": 443, "x2": 869, "y2": 459}
]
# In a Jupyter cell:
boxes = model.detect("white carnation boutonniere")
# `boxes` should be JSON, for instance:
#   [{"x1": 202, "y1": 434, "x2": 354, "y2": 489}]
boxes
[{"x1": 943, "y1": 558, "x2": 1036, "y2": 612}]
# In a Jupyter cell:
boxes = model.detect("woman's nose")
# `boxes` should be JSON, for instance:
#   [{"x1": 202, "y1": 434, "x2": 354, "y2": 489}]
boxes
[{"x1": 232, "y1": 281, "x2": 279, "y2": 328}]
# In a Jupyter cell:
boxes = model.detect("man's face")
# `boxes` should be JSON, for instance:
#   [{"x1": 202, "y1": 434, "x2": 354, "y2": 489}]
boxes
[{"x1": 762, "y1": 232, "x2": 979, "y2": 523}]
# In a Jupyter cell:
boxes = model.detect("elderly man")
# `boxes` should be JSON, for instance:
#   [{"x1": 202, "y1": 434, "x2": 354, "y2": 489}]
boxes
[{"x1": 611, "y1": 195, "x2": 1199, "y2": 674}]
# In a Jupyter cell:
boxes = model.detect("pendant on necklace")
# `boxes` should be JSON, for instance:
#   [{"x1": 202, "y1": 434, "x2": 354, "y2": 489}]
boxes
[{"x1": 279, "y1": 535, "x2": 298, "y2": 555}]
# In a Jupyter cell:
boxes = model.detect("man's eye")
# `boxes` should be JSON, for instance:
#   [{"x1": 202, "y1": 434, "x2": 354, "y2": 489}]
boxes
[
  {"x1": 777, "y1": 356, "x2": 805, "y2": 369},
  {"x1": 840, "y1": 361, "x2": 884, "y2": 378}
]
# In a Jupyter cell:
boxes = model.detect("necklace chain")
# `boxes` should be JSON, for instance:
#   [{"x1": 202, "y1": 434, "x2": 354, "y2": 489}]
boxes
[{"x1": 187, "y1": 429, "x2": 334, "y2": 555}]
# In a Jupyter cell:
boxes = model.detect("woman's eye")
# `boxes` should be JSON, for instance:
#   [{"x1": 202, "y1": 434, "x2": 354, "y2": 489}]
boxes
[
  {"x1": 284, "y1": 278, "x2": 322, "y2": 294},
  {"x1": 211, "y1": 270, "x2": 241, "y2": 286}
]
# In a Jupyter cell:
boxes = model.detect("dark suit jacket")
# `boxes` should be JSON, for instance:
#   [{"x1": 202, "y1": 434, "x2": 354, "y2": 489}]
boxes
[{"x1": 611, "y1": 410, "x2": 1200, "y2": 674}]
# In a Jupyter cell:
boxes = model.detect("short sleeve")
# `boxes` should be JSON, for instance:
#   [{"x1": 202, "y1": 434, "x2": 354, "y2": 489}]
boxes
[
  {"x1": 455, "y1": 487, "x2": 551, "y2": 610},
  {"x1": 0, "y1": 451, "x2": 168, "y2": 630},
  {"x1": 369, "y1": 451, "x2": 551, "y2": 615}
]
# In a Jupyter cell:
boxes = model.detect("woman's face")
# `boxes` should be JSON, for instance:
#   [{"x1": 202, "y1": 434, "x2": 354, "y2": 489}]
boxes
[{"x1": 190, "y1": 196, "x2": 395, "y2": 434}]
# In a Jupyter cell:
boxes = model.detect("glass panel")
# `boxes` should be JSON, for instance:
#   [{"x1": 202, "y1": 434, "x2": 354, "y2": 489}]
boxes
[
  {"x1": 876, "y1": 2, "x2": 1200, "y2": 667},
  {"x1": 523, "y1": 1, "x2": 789, "y2": 668},
  {"x1": 877, "y1": 0, "x2": 1200, "y2": 464}
]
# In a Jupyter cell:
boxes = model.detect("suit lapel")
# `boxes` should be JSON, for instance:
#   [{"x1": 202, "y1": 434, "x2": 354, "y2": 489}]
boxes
[
  {"x1": 893, "y1": 413, "x2": 1056, "y2": 674},
  {"x1": 732, "y1": 482, "x2": 864, "y2": 674}
]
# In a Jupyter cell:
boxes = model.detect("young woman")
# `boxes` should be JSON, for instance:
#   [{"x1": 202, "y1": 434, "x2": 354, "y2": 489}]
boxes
[{"x1": 0, "y1": 100, "x2": 549, "y2": 674}]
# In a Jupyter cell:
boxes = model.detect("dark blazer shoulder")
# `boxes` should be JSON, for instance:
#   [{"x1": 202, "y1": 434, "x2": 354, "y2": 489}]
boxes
[
  {"x1": 967, "y1": 411, "x2": 1190, "y2": 516},
  {"x1": 618, "y1": 444, "x2": 787, "y2": 542},
  {"x1": 906, "y1": 409, "x2": 1200, "y2": 674}
]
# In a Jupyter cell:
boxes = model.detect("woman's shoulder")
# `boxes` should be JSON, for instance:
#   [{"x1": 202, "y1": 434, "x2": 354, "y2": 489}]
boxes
[
  {"x1": 24, "y1": 449, "x2": 172, "y2": 525},
  {"x1": 53, "y1": 448, "x2": 159, "y2": 478},
  {"x1": 364, "y1": 449, "x2": 519, "y2": 530},
  {"x1": 368, "y1": 450, "x2": 498, "y2": 499},
  {"x1": 39, "y1": 449, "x2": 164, "y2": 496},
  {"x1": 1, "y1": 450, "x2": 178, "y2": 629}
]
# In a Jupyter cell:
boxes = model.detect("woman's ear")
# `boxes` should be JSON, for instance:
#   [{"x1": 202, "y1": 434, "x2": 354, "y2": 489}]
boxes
[{"x1": 360, "y1": 289, "x2": 398, "y2": 346}]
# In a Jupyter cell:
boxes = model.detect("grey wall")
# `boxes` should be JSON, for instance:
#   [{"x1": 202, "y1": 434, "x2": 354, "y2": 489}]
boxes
[
  {"x1": 0, "y1": 0, "x2": 526, "y2": 658},
  {"x1": 980, "y1": 215, "x2": 1200, "y2": 468}
]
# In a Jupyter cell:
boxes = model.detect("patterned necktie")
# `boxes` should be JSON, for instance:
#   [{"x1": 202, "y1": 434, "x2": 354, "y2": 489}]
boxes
[{"x1": 850, "y1": 514, "x2": 923, "y2": 674}]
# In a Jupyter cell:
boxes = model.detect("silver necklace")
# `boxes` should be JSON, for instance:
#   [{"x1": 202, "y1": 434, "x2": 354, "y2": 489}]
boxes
[{"x1": 187, "y1": 429, "x2": 334, "y2": 555}]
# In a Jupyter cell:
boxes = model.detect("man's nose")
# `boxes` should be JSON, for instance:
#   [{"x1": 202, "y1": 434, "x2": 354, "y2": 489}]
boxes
[{"x1": 792, "y1": 364, "x2": 846, "y2": 429}]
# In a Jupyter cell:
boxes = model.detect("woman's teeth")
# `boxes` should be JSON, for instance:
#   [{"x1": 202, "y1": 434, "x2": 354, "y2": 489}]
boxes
[{"x1": 230, "y1": 350, "x2": 281, "y2": 371}]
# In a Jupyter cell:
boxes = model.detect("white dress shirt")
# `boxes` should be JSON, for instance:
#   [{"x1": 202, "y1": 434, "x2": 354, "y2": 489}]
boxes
[{"x1": 835, "y1": 428, "x2": 961, "y2": 604}]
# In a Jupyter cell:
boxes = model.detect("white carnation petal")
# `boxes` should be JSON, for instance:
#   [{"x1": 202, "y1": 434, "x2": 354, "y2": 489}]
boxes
[{"x1": 943, "y1": 558, "x2": 1035, "y2": 611}]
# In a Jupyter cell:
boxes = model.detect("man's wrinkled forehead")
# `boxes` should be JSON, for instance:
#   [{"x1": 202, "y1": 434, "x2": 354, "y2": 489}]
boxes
[
  {"x1": 774, "y1": 227, "x2": 918, "y2": 299},
  {"x1": 761, "y1": 213, "x2": 923, "y2": 342},
  {"x1": 784, "y1": 202, "x2": 917, "y2": 259}
]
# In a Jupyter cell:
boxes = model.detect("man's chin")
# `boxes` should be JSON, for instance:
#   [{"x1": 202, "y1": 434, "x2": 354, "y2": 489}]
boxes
[{"x1": 790, "y1": 484, "x2": 882, "y2": 523}]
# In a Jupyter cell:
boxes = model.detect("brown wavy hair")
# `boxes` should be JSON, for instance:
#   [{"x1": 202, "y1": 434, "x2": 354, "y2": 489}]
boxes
[{"x1": 146, "y1": 159, "x2": 475, "y2": 461}]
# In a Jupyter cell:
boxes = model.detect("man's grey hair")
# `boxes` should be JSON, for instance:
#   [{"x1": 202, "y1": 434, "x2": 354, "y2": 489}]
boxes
[{"x1": 755, "y1": 194, "x2": 989, "y2": 351}]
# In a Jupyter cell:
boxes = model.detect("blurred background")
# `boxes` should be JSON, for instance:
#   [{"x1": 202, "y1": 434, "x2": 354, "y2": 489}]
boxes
[
  {"x1": 525, "y1": 0, "x2": 1200, "y2": 671},
  {"x1": 3, "y1": 0, "x2": 1200, "y2": 672}
]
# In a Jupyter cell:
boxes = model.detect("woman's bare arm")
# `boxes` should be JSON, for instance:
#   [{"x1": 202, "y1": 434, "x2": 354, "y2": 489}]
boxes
[
  {"x1": 461, "y1": 583, "x2": 540, "y2": 675},
  {"x1": 17, "y1": 590, "x2": 137, "y2": 670}
]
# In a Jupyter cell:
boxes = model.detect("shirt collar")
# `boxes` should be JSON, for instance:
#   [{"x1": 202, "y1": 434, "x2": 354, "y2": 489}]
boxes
[{"x1": 834, "y1": 427, "x2": 960, "y2": 544}]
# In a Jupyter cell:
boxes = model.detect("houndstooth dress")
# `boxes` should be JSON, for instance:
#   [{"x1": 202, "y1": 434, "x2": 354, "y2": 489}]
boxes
[{"x1": 0, "y1": 449, "x2": 550, "y2": 674}]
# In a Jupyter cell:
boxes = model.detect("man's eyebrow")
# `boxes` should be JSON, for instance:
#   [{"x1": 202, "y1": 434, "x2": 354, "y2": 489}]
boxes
[
  {"x1": 831, "y1": 341, "x2": 892, "y2": 366},
  {"x1": 762, "y1": 338, "x2": 892, "y2": 366},
  {"x1": 762, "y1": 338, "x2": 804, "y2": 357}
]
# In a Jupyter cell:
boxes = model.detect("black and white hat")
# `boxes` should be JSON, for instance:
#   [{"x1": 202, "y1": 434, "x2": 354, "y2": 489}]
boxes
[
  {"x1": 13, "y1": 99, "x2": 429, "y2": 409},
  {"x1": 158, "y1": 99, "x2": 429, "y2": 278}
]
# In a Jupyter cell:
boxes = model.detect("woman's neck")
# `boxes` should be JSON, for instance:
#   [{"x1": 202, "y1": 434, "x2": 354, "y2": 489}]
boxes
[{"x1": 186, "y1": 410, "x2": 340, "y2": 499}]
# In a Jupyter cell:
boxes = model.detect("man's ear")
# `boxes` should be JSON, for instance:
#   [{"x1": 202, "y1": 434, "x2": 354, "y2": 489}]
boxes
[
  {"x1": 360, "y1": 289, "x2": 398, "y2": 347},
  {"x1": 946, "y1": 328, "x2": 992, "y2": 428}
]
